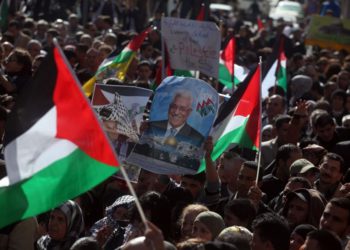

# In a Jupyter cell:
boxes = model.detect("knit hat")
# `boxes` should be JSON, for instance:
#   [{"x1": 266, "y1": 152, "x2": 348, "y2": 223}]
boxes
[{"x1": 194, "y1": 211, "x2": 225, "y2": 239}]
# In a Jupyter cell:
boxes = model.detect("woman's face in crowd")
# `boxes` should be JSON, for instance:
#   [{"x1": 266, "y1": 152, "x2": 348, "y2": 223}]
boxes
[
  {"x1": 192, "y1": 220, "x2": 212, "y2": 242},
  {"x1": 48, "y1": 209, "x2": 67, "y2": 241},
  {"x1": 181, "y1": 209, "x2": 201, "y2": 240},
  {"x1": 4, "y1": 53, "x2": 23, "y2": 73}
]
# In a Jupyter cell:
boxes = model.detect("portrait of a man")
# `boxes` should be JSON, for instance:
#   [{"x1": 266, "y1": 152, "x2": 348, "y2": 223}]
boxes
[
  {"x1": 147, "y1": 90, "x2": 204, "y2": 147},
  {"x1": 126, "y1": 76, "x2": 219, "y2": 175}
]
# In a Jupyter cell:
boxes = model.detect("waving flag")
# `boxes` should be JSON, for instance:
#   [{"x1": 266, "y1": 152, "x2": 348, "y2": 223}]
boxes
[
  {"x1": 219, "y1": 37, "x2": 249, "y2": 88},
  {"x1": 275, "y1": 50, "x2": 287, "y2": 94},
  {"x1": 262, "y1": 35, "x2": 288, "y2": 97},
  {"x1": 83, "y1": 28, "x2": 150, "y2": 97},
  {"x1": 0, "y1": 43, "x2": 119, "y2": 228},
  {"x1": 199, "y1": 65, "x2": 261, "y2": 171}
]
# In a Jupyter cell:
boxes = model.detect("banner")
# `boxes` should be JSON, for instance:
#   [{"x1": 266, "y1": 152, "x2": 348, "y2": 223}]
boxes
[
  {"x1": 127, "y1": 76, "x2": 219, "y2": 175},
  {"x1": 161, "y1": 17, "x2": 220, "y2": 78},
  {"x1": 305, "y1": 15, "x2": 350, "y2": 52},
  {"x1": 92, "y1": 84, "x2": 153, "y2": 182}
]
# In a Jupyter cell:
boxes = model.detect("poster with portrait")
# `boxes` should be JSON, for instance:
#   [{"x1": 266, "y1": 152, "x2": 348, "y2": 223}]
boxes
[
  {"x1": 92, "y1": 84, "x2": 153, "y2": 182},
  {"x1": 127, "y1": 76, "x2": 219, "y2": 175}
]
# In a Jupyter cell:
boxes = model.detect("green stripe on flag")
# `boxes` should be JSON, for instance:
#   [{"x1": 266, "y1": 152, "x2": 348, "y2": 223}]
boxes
[
  {"x1": 0, "y1": 148, "x2": 117, "y2": 228},
  {"x1": 96, "y1": 50, "x2": 134, "y2": 75},
  {"x1": 219, "y1": 64, "x2": 246, "y2": 89},
  {"x1": 276, "y1": 64, "x2": 287, "y2": 93},
  {"x1": 198, "y1": 118, "x2": 257, "y2": 172}
]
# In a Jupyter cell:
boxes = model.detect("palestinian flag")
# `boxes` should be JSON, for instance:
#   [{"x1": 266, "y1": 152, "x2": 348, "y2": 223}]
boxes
[
  {"x1": 262, "y1": 35, "x2": 287, "y2": 97},
  {"x1": 0, "y1": 44, "x2": 119, "y2": 228},
  {"x1": 83, "y1": 28, "x2": 150, "y2": 97},
  {"x1": 199, "y1": 65, "x2": 261, "y2": 171},
  {"x1": 219, "y1": 37, "x2": 249, "y2": 88},
  {"x1": 276, "y1": 50, "x2": 287, "y2": 94}
]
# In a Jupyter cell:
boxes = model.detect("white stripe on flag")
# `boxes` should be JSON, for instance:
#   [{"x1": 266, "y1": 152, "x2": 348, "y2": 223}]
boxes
[
  {"x1": 5, "y1": 107, "x2": 77, "y2": 184},
  {"x1": 221, "y1": 115, "x2": 247, "y2": 138},
  {"x1": 262, "y1": 60, "x2": 277, "y2": 98}
]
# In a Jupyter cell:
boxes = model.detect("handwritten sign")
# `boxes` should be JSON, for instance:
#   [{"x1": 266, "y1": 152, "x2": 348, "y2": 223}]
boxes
[{"x1": 161, "y1": 17, "x2": 220, "y2": 78}]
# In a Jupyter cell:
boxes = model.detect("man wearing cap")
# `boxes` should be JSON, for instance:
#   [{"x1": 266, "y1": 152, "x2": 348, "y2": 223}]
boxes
[{"x1": 290, "y1": 158, "x2": 320, "y2": 185}]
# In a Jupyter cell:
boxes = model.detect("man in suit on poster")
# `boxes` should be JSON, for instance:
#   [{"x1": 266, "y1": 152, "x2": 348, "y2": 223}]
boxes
[{"x1": 147, "y1": 90, "x2": 204, "y2": 147}]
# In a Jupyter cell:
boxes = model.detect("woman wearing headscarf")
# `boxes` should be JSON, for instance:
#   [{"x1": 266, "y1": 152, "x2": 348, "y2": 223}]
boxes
[
  {"x1": 37, "y1": 200, "x2": 84, "y2": 250},
  {"x1": 192, "y1": 211, "x2": 225, "y2": 242}
]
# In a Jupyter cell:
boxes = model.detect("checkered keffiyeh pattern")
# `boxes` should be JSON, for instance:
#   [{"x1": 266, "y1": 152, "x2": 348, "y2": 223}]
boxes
[{"x1": 96, "y1": 92, "x2": 139, "y2": 142}]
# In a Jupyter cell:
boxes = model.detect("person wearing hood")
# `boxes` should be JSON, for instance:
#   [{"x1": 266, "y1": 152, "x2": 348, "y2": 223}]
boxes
[{"x1": 280, "y1": 188, "x2": 326, "y2": 230}]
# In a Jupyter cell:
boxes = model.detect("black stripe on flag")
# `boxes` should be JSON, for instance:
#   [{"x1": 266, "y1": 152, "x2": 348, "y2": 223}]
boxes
[
  {"x1": 213, "y1": 64, "x2": 258, "y2": 127},
  {"x1": 4, "y1": 49, "x2": 57, "y2": 145}
]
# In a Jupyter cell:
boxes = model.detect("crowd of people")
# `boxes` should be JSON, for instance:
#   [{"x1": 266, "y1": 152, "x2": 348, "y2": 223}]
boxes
[{"x1": 0, "y1": 0, "x2": 350, "y2": 250}]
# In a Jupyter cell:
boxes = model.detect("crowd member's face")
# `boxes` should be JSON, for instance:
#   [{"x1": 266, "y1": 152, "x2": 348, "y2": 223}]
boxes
[
  {"x1": 315, "y1": 124, "x2": 335, "y2": 142},
  {"x1": 299, "y1": 169, "x2": 319, "y2": 185},
  {"x1": 4, "y1": 53, "x2": 23, "y2": 73},
  {"x1": 319, "y1": 157, "x2": 342, "y2": 186},
  {"x1": 27, "y1": 43, "x2": 41, "y2": 59},
  {"x1": 279, "y1": 150, "x2": 302, "y2": 177},
  {"x1": 137, "y1": 65, "x2": 152, "y2": 81},
  {"x1": 141, "y1": 45, "x2": 153, "y2": 59},
  {"x1": 226, "y1": 162, "x2": 242, "y2": 193},
  {"x1": 276, "y1": 122, "x2": 289, "y2": 143},
  {"x1": 266, "y1": 95, "x2": 284, "y2": 118},
  {"x1": 181, "y1": 209, "x2": 202, "y2": 240},
  {"x1": 320, "y1": 203, "x2": 350, "y2": 238},
  {"x1": 237, "y1": 165, "x2": 256, "y2": 197},
  {"x1": 192, "y1": 220, "x2": 212, "y2": 241},
  {"x1": 48, "y1": 209, "x2": 67, "y2": 241},
  {"x1": 337, "y1": 72, "x2": 350, "y2": 90},
  {"x1": 290, "y1": 232, "x2": 305, "y2": 250},
  {"x1": 180, "y1": 177, "x2": 202, "y2": 199},
  {"x1": 286, "y1": 197, "x2": 309, "y2": 228},
  {"x1": 168, "y1": 95, "x2": 192, "y2": 128}
]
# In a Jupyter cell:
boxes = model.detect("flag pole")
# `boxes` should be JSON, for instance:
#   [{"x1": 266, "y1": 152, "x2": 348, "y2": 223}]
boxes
[
  {"x1": 53, "y1": 38, "x2": 150, "y2": 230},
  {"x1": 161, "y1": 15, "x2": 166, "y2": 81},
  {"x1": 256, "y1": 56, "x2": 263, "y2": 184},
  {"x1": 119, "y1": 165, "x2": 149, "y2": 228}
]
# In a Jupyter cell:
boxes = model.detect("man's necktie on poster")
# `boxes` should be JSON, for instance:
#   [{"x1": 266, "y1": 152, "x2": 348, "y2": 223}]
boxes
[
  {"x1": 164, "y1": 127, "x2": 178, "y2": 146},
  {"x1": 169, "y1": 127, "x2": 177, "y2": 137}
]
